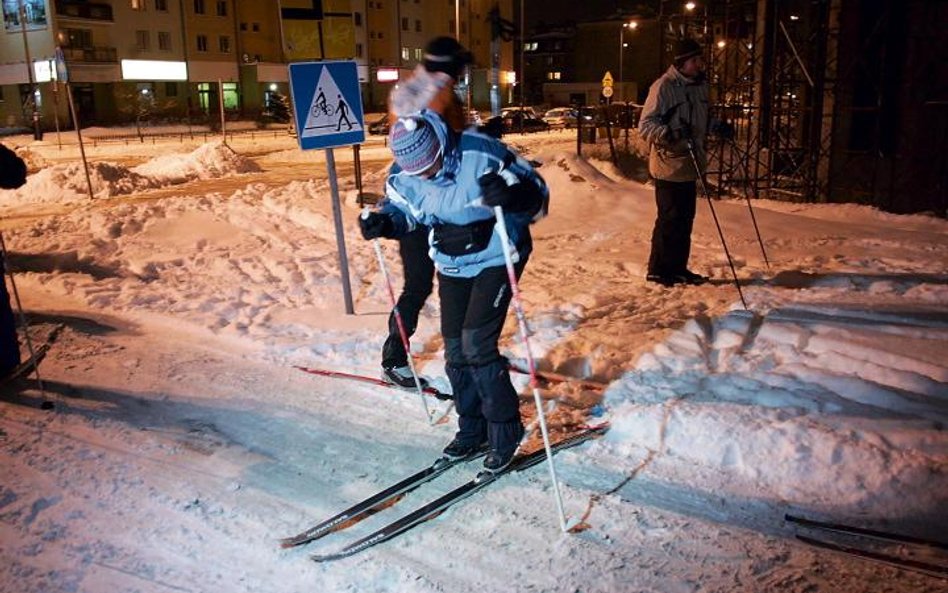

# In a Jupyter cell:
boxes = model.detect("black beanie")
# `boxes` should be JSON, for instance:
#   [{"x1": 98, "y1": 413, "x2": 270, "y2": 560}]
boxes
[
  {"x1": 673, "y1": 38, "x2": 703, "y2": 65},
  {"x1": 423, "y1": 36, "x2": 473, "y2": 80}
]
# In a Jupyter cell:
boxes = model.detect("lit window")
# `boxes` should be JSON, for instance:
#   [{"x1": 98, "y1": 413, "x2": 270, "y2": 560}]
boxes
[
  {"x1": 130, "y1": 0, "x2": 145, "y2": 11},
  {"x1": 401, "y1": 47, "x2": 410, "y2": 60}
]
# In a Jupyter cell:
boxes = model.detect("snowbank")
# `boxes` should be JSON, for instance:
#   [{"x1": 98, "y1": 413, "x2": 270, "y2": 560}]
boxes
[{"x1": 0, "y1": 141, "x2": 260, "y2": 206}]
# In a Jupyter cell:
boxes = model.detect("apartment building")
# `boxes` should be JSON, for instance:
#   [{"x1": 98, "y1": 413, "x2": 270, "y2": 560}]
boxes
[
  {"x1": 0, "y1": 0, "x2": 513, "y2": 130},
  {"x1": 357, "y1": 0, "x2": 515, "y2": 111}
]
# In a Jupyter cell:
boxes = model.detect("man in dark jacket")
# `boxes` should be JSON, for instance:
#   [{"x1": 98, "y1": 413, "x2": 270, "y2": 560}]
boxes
[
  {"x1": 637, "y1": 38, "x2": 710, "y2": 287},
  {"x1": 0, "y1": 143, "x2": 28, "y2": 376}
]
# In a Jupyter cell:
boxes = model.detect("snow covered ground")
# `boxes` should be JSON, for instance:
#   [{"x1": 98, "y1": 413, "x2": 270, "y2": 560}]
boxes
[{"x1": 1, "y1": 128, "x2": 946, "y2": 593}]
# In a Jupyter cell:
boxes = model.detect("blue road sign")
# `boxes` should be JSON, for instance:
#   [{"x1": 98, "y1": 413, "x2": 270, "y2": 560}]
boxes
[{"x1": 288, "y1": 60, "x2": 365, "y2": 150}]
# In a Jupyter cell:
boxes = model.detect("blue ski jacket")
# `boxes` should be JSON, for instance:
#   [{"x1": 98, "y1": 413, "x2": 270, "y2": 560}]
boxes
[{"x1": 381, "y1": 110, "x2": 548, "y2": 278}]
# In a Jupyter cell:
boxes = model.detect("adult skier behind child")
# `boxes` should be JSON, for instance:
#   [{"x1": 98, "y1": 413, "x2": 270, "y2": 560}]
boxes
[
  {"x1": 378, "y1": 36, "x2": 473, "y2": 390},
  {"x1": 358, "y1": 111, "x2": 548, "y2": 473}
]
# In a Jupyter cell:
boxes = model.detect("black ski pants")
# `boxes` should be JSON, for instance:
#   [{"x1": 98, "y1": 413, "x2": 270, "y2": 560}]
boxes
[
  {"x1": 0, "y1": 256, "x2": 19, "y2": 374},
  {"x1": 647, "y1": 179, "x2": 698, "y2": 277},
  {"x1": 439, "y1": 258, "x2": 527, "y2": 457},
  {"x1": 381, "y1": 226, "x2": 435, "y2": 369}
]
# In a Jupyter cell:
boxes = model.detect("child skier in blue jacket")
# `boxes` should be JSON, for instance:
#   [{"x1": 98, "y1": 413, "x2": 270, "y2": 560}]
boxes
[{"x1": 359, "y1": 109, "x2": 548, "y2": 473}]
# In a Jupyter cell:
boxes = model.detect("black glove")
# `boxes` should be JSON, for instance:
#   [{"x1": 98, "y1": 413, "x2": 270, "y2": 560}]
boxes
[
  {"x1": 359, "y1": 211, "x2": 394, "y2": 240},
  {"x1": 663, "y1": 122, "x2": 693, "y2": 144},
  {"x1": 478, "y1": 172, "x2": 515, "y2": 208},
  {"x1": 709, "y1": 119, "x2": 735, "y2": 140}
]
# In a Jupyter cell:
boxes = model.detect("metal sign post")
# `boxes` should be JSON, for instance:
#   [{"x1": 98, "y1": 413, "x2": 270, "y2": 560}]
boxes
[
  {"x1": 288, "y1": 60, "x2": 366, "y2": 314},
  {"x1": 64, "y1": 84, "x2": 95, "y2": 201},
  {"x1": 54, "y1": 49, "x2": 94, "y2": 200}
]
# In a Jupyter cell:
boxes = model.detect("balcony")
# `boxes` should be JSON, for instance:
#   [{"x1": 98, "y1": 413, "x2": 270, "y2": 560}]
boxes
[
  {"x1": 62, "y1": 46, "x2": 118, "y2": 63},
  {"x1": 55, "y1": 1, "x2": 114, "y2": 22}
]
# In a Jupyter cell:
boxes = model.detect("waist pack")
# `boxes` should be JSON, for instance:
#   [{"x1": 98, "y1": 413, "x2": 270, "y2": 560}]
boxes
[{"x1": 432, "y1": 218, "x2": 495, "y2": 256}]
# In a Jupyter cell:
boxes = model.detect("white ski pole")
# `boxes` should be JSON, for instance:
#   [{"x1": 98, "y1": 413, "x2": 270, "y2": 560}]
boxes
[
  {"x1": 362, "y1": 209, "x2": 437, "y2": 425},
  {"x1": 492, "y1": 205, "x2": 569, "y2": 533}
]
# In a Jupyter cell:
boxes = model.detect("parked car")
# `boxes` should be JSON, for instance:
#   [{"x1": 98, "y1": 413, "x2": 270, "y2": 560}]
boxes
[
  {"x1": 500, "y1": 111, "x2": 550, "y2": 134},
  {"x1": 542, "y1": 107, "x2": 578, "y2": 128},
  {"x1": 367, "y1": 114, "x2": 390, "y2": 135},
  {"x1": 500, "y1": 106, "x2": 540, "y2": 120},
  {"x1": 577, "y1": 103, "x2": 641, "y2": 129}
]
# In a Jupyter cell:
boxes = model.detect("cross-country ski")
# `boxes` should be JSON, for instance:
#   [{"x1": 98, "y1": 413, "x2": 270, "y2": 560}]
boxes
[{"x1": 310, "y1": 426, "x2": 608, "y2": 562}]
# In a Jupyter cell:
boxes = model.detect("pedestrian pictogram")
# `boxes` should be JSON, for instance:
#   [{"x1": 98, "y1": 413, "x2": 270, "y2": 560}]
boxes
[{"x1": 289, "y1": 60, "x2": 365, "y2": 150}]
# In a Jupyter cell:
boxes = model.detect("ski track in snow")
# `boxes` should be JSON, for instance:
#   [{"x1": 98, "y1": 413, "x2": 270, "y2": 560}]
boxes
[{"x1": 1, "y1": 132, "x2": 946, "y2": 592}]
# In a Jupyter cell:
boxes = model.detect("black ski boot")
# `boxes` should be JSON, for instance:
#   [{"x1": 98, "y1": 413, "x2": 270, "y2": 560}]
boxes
[
  {"x1": 382, "y1": 365, "x2": 429, "y2": 389},
  {"x1": 481, "y1": 448, "x2": 517, "y2": 474},
  {"x1": 677, "y1": 270, "x2": 709, "y2": 285},
  {"x1": 442, "y1": 436, "x2": 488, "y2": 460}
]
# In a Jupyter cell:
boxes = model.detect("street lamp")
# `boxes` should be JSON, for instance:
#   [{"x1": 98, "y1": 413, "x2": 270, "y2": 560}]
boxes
[{"x1": 618, "y1": 21, "x2": 638, "y2": 102}]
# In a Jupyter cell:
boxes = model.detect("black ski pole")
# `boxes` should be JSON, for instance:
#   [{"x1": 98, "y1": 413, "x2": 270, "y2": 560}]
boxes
[
  {"x1": 687, "y1": 140, "x2": 748, "y2": 310},
  {"x1": 728, "y1": 136, "x2": 770, "y2": 268}
]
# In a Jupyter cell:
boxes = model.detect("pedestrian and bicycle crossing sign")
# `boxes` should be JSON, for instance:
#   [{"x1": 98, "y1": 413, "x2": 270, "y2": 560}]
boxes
[{"x1": 288, "y1": 60, "x2": 365, "y2": 150}]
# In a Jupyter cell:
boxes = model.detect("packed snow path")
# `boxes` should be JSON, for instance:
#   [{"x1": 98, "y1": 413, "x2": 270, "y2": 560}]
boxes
[{"x1": 1, "y1": 131, "x2": 945, "y2": 592}]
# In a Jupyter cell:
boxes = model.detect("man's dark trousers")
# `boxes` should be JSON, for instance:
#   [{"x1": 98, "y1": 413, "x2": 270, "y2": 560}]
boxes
[
  {"x1": 0, "y1": 256, "x2": 20, "y2": 375},
  {"x1": 381, "y1": 226, "x2": 434, "y2": 369},
  {"x1": 647, "y1": 179, "x2": 698, "y2": 277}
]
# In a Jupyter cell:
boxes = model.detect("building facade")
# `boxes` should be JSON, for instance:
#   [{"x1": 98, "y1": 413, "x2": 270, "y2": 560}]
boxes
[{"x1": 0, "y1": 0, "x2": 514, "y2": 130}]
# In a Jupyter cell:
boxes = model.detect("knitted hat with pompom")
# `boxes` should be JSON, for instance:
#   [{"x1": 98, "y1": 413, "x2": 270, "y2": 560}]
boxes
[{"x1": 389, "y1": 117, "x2": 443, "y2": 175}]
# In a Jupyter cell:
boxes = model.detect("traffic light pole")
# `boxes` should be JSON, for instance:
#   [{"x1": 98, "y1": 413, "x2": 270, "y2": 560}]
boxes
[{"x1": 18, "y1": 0, "x2": 42, "y2": 141}]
